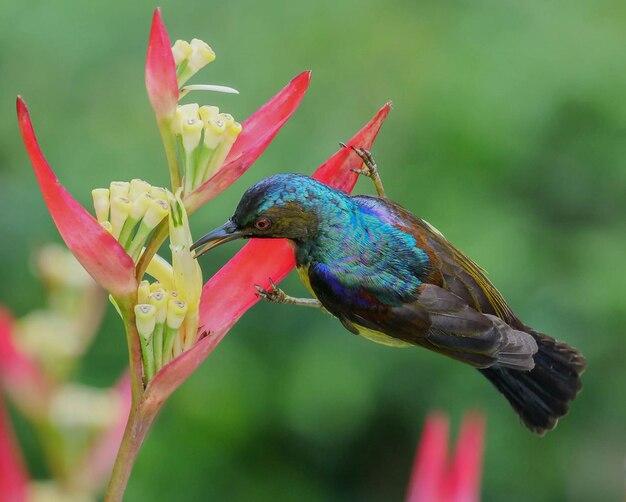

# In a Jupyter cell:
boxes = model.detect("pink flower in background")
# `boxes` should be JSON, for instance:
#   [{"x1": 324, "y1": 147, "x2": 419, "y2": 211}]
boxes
[
  {"x1": 406, "y1": 411, "x2": 486, "y2": 502},
  {"x1": 0, "y1": 396, "x2": 28, "y2": 502},
  {"x1": 0, "y1": 308, "x2": 52, "y2": 418},
  {"x1": 0, "y1": 307, "x2": 131, "y2": 499}
]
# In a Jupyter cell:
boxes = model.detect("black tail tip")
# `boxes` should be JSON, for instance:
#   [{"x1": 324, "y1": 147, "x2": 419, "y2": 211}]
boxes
[{"x1": 480, "y1": 334, "x2": 586, "y2": 435}]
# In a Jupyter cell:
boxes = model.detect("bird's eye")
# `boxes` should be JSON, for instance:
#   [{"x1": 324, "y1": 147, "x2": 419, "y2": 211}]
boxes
[{"x1": 254, "y1": 217, "x2": 271, "y2": 231}]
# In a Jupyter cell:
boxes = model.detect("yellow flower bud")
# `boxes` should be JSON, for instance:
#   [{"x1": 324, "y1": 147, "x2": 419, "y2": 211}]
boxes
[
  {"x1": 188, "y1": 39, "x2": 216, "y2": 72},
  {"x1": 181, "y1": 116, "x2": 203, "y2": 152},
  {"x1": 110, "y1": 196, "x2": 131, "y2": 239},
  {"x1": 198, "y1": 105, "x2": 220, "y2": 123},
  {"x1": 173, "y1": 103, "x2": 200, "y2": 136},
  {"x1": 129, "y1": 179, "x2": 152, "y2": 202},
  {"x1": 149, "y1": 291, "x2": 168, "y2": 324},
  {"x1": 137, "y1": 280, "x2": 151, "y2": 305},
  {"x1": 143, "y1": 199, "x2": 169, "y2": 229},
  {"x1": 172, "y1": 39, "x2": 193, "y2": 66},
  {"x1": 135, "y1": 304, "x2": 157, "y2": 338},
  {"x1": 92, "y1": 188, "x2": 110, "y2": 223},
  {"x1": 166, "y1": 299, "x2": 187, "y2": 330},
  {"x1": 150, "y1": 186, "x2": 169, "y2": 200},
  {"x1": 109, "y1": 181, "x2": 130, "y2": 199},
  {"x1": 129, "y1": 193, "x2": 153, "y2": 221}
]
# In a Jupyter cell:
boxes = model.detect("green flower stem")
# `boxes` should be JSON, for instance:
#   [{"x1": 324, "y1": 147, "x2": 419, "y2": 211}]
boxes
[
  {"x1": 127, "y1": 222, "x2": 154, "y2": 262},
  {"x1": 158, "y1": 118, "x2": 181, "y2": 192},
  {"x1": 194, "y1": 147, "x2": 217, "y2": 187},
  {"x1": 161, "y1": 325, "x2": 179, "y2": 366},
  {"x1": 176, "y1": 59, "x2": 189, "y2": 82},
  {"x1": 152, "y1": 322, "x2": 164, "y2": 371},
  {"x1": 139, "y1": 332, "x2": 155, "y2": 383},
  {"x1": 118, "y1": 217, "x2": 139, "y2": 249},
  {"x1": 183, "y1": 145, "x2": 201, "y2": 195}
]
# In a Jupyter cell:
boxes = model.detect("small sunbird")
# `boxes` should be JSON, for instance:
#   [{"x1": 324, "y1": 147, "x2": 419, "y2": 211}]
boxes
[{"x1": 192, "y1": 146, "x2": 585, "y2": 434}]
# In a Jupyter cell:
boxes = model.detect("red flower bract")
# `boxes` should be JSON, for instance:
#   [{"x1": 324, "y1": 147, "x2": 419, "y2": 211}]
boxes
[
  {"x1": 16, "y1": 98, "x2": 138, "y2": 300},
  {"x1": 145, "y1": 7, "x2": 179, "y2": 121}
]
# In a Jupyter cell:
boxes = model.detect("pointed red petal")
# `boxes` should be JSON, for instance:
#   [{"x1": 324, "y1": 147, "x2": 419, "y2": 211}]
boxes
[
  {"x1": 0, "y1": 397, "x2": 29, "y2": 501},
  {"x1": 184, "y1": 71, "x2": 312, "y2": 213},
  {"x1": 446, "y1": 412, "x2": 485, "y2": 502},
  {"x1": 145, "y1": 8, "x2": 178, "y2": 120},
  {"x1": 406, "y1": 412, "x2": 449, "y2": 502},
  {"x1": 17, "y1": 98, "x2": 137, "y2": 298},
  {"x1": 0, "y1": 307, "x2": 52, "y2": 417},
  {"x1": 143, "y1": 325, "x2": 230, "y2": 405},
  {"x1": 146, "y1": 103, "x2": 391, "y2": 400}
]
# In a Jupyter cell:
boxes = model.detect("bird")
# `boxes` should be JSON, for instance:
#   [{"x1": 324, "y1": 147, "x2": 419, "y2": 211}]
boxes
[{"x1": 191, "y1": 147, "x2": 585, "y2": 434}]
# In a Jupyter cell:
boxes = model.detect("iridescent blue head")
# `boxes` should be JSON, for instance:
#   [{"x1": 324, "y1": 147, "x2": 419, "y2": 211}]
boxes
[{"x1": 192, "y1": 173, "x2": 348, "y2": 256}]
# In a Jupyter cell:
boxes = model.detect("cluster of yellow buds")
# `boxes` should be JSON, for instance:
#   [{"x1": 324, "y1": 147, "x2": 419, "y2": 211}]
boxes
[
  {"x1": 92, "y1": 179, "x2": 170, "y2": 262},
  {"x1": 174, "y1": 103, "x2": 243, "y2": 193},
  {"x1": 172, "y1": 39, "x2": 216, "y2": 87},
  {"x1": 168, "y1": 38, "x2": 243, "y2": 195},
  {"x1": 134, "y1": 281, "x2": 188, "y2": 383},
  {"x1": 92, "y1": 181, "x2": 202, "y2": 385}
]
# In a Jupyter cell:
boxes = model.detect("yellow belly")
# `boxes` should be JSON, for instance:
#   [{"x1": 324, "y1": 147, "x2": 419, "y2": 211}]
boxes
[
  {"x1": 296, "y1": 265, "x2": 412, "y2": 348},
  {"x1": 355, "y1": 326, "x2": 412, "y2": 347},
  {"x1": 296, "y1": 265, "x2": 316, "y2": 297}
]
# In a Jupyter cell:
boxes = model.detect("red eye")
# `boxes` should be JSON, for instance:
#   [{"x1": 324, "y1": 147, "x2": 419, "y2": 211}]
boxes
[{"x1": 254, "y1": 217, "x2": 271, "y2": 230}]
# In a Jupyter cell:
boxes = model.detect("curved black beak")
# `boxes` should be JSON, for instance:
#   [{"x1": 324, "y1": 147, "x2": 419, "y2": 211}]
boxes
[{"x1": 191, "y1": 220, "x2": 244, "y2": 258}]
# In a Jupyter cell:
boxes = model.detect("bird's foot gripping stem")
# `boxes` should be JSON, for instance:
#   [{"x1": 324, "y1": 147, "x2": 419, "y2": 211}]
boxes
[
  {"x1": 255, "y1": 279, "x2": 322, "y2": 308},
  {"x1": 341, "y1": 143, "x2": 386, "y2": 197}
]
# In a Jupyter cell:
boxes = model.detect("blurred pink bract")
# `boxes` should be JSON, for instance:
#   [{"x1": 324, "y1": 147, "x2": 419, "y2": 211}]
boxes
[{"x1": 406, "y1": 412, "x2": 485, "y2": 502}]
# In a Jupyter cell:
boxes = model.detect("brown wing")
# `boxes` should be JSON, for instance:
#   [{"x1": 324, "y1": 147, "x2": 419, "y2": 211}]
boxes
[
  {"x1": 330, "y1": 279, "x2": 537, "y2": 370},
  {"x1": 353, "y1": 195, "x2": 519, "y2": 326}
]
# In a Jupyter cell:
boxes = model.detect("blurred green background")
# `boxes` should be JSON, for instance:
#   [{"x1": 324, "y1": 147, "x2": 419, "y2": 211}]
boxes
[{"x1": 2, "y1": 0, "x2": 625, "y2": 500}]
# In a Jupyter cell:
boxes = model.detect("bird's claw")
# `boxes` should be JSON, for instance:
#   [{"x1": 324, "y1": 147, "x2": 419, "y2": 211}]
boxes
[
  {"x1": 345, "y1": 145, "x2": 378, "y2": 179},
  {"x1": 350, "y1": 167, "x2": 373, "y2": 177},
  {"x1": 254, "y1": 279, "x2": 287, "y2": 304},
  {"x1": 341, "y1": 143, "x2": 386, "y2": 197}
]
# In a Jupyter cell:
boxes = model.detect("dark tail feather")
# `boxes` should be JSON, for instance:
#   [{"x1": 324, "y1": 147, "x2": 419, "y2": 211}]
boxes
[{"x1": 479, "y1": 329, "x2": 586, "y2": 434}]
